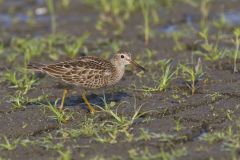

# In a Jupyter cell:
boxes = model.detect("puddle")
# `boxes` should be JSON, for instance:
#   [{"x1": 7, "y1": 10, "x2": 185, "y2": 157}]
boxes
[
  {"x1": 161, "y1": 24, "x2": 178, "y2": 33},
  {"x1": 186, "y1": 15, "x2": 194, "y2": 26},
  {"x1": 160, "y1": 15, "x2": 195, "y2": 34},
  {"x1": 0, "y1": 0, "x2": 49, "y2": 28},
  {"x1": 16, "y1": 13, "x2": 29, "y2": 22},
  {"x1": 36, "y1": 0, "x2": 45, "y2": 5},
  {"x1": 223, "y1": 11, "x2": 240, "y2": 25},
  {"x1": 0, "y1": 12, "x2": 49, "y2": 28},
  {"x1": 0, "y1": 14, "x2": 12, "y2": 27},
  {"x1": 197, "y1": 131, "x2": 208, "y2": 141}
]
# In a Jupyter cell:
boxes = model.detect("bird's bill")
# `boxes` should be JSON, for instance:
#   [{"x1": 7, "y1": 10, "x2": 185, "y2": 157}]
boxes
[{"x1": 129, "y1": 60, "x2": 146, "y2": 71}]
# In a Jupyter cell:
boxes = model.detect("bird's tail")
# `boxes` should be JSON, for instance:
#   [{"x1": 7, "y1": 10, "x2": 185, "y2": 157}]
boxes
[{"x1": 27, "y1": 63, "x2": 45, "y2": 72}]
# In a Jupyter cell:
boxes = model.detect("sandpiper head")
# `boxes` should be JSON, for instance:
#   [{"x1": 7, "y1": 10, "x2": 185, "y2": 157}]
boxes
[{"x1": 113, "y1": 53, "x2": 145, "y2": 71}]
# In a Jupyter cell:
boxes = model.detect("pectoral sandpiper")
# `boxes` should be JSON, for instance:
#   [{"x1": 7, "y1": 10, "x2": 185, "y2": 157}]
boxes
[{"x1": 28, "y1": 53, "x2": 145, "y2": 114}]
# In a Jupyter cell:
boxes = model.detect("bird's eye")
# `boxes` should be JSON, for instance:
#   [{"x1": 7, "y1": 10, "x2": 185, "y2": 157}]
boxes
[{"x1": 121, "y1": 55, "x2": 124, "y2": 58}]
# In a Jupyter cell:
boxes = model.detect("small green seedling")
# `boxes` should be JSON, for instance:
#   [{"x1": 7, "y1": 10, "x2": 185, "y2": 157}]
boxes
[
  {"x1": 0, "y1": 136, "x2": 19, "y2": 151},
  {"x1": 64, "y1": 33, "x2": 89, "y2": 58},
  {"x1": 0, "y1": 42, "x2": 4, "y2": 55},
  {"x1": 180, "y1": 58, "x2": 204, "y2": 95},
  {"x1": 174, "y1": 118, "x2": 182, "y2": 132},
  {"x1": 45, "y1": 99, "x2": 73, "y2": 123},
  {"x1": 158, "y1": 60, "x2": 176, "y2": 91},
  {"x1": 196, "y1": 28, "x2": 226, "y2": 62},
  {"x1": 198, "y1": 27, "x2": 209, "y2": 45},
  {"x1": 10, "y1": 91, "x2": 28, "y2": 109},
  {"x1": 58, "y1": 148, "x2": 72, "y2": 160},
  {"x1": 143, "y1": 59, "x2": 176, "y2": 92},
  {"x1": 199, "y1": 43, "x2": 226, "y2": 62},
  {"x1": 172, "y1": 31, "x2": 186, "y2": 52},
  {"x1": 57, "y1": 118, "x2": 97, "y2": 138},
  {"x1": 61, "y1": 0, "x2": 71, "y2": 8},
  {"x1": 4, "y1": 69, "x2": 36, "y2": 94},
  {"x1": 100, "y1": 94, "x2": 150, "y2": 128},
  {"x1": 87, "y1": 0, "x2": 136, "y2": 35},
  {"x1": 12, "y1": 38, "x2": 46, "y2": 65},
  {"x1": 200, "y1": 131, "x2": 225, "y2": 144},
  {"x1": 232, "y1": 28, "x2": 240, "y2": 73},
  {"x1": 128, "y1": 147, "x2": 187, "y2": 160},
  {"x1": 10, "y1": 92, "x2": 48, "y2": 109}
]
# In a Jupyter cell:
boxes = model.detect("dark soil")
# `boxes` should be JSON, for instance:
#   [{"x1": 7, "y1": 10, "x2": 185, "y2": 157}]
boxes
[{"x1": 1, "y1": 0, "x2": 240, "y2": 160}]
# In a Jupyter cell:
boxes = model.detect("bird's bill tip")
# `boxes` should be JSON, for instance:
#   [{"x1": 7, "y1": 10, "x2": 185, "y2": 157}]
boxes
[{"x1": 130, "y1": 60, "x2": 146, "y2": 71}]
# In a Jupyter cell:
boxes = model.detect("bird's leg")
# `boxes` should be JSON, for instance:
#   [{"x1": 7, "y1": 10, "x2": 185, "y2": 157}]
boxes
[
  {"x1": 59, "y1": 89, "x2": 68, "y2": 111},
  {"x1": 82, "y1": 90, "x2": 95, "y2": 114}
]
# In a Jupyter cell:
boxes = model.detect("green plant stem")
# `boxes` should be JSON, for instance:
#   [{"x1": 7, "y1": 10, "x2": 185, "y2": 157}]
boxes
[
  {"x1": 46, "y1": 0, "x2": 56, "y2": 34},
  {"x1": 234, "y1": 34, "x2": 239, "y2": 73},
  {"x1": 191, "y1": 82, "x2": 195, "y2": 95},
  {"x1": 140, "y1": 0, "x2": 150, "y2": 45}
]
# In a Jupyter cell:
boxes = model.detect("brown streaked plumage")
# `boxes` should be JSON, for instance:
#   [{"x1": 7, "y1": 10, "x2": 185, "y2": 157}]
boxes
[{"x1": 28, "y1": 53, "x2": 145, "y2": 113}]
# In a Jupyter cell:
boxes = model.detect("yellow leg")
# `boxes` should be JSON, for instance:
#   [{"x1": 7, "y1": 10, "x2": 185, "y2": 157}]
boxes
[
  {"x1": 59, "y1": 89, "x2": 68, "y2": 111},
  {"x1": 82, "y1": 91, "x2": 95, "y2": 114}
]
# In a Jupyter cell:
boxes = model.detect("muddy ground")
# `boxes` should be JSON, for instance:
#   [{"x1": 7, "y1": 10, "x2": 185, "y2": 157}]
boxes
[{"x1": 0, "y1": 0, "x2": 240, "y2": 160}]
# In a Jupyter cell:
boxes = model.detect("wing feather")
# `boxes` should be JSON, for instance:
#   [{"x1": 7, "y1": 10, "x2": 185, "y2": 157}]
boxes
[{"x1": 41, "y1": 56, "x2": 114, "y2": 88}]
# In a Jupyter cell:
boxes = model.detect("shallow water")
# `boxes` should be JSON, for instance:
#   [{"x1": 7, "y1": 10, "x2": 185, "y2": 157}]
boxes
[{"x1": 224, "y1": 11, "x2": 240, "y2": 25}]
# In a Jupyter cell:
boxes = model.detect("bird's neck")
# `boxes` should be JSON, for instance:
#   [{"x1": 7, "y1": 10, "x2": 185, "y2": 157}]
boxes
[
  {"x1": 110, "y1": 59, "x2": 125, "y2": 80},
  {"x1": 111, "y1": 59, "x2": 124, "y2": 70}
]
